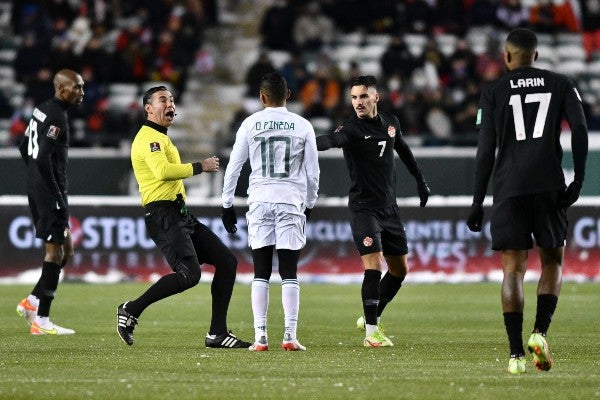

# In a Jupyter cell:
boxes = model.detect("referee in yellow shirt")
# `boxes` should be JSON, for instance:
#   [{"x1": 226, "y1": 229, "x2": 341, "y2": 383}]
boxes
[{"x1": 116, "y1": 85, "x2": 250, "y2": 348}]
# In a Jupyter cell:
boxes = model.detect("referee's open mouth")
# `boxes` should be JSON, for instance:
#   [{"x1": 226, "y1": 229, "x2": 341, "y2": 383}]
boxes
[{"x1": 166, "y1": 110, "x2": 175, "y2": 120}]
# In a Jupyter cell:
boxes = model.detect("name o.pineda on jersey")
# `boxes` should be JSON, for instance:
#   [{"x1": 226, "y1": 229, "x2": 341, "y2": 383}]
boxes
[
  {"x1": 256, "y1": 120, "x2": 295, "y2": 130},
  {"x1": 510, "y1": 77, "x2": 544, "y2": 88}
]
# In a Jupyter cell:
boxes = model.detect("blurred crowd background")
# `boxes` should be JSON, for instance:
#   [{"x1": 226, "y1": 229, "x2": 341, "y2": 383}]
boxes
[{"x1": 1, "y1": 0, "x2": 599, "y2": 155}]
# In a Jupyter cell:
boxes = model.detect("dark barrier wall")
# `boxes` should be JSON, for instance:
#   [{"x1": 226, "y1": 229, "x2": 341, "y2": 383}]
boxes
[
  {"x1": 1, "y1": 149, "x2": 133, "y2": 195},
  {"x1": 2, "y1": 148, "x2": 599, "y2": 196},
  {"x1": 2, "y1": 200, "x2": 599, "y2": 282}
]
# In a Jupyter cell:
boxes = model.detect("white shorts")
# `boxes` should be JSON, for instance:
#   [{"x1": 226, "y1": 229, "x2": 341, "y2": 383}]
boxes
[{"x1": 246, "y1": 202, "x2": 307, "y2": 250}]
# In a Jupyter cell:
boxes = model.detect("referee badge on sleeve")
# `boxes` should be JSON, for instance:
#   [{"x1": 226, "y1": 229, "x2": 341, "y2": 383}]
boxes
[{"x1": 150, "y1": 142, "x2": 161, "y2": 152}]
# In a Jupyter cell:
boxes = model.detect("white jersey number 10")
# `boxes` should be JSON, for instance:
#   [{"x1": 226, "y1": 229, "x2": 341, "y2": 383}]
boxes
[{"x1": 255, "y1": 136, "x2": 291, "y2": 178}]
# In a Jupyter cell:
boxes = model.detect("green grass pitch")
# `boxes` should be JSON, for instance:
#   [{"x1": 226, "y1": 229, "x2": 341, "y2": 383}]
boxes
[{"x1": 1, "y1": 282, "x2": 599, "y2": 400}]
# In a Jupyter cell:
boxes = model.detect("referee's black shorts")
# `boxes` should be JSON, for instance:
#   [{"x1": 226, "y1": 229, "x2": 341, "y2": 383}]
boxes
[
  {"x1": 490, "y1": 190, "x2": 567, "y2": 251},
  {"x1": 350, "y1": 204, "x2": 408, "y2": 256},
  {"x1": 144, "y1": 199, "x2": 234, "y2": 270}
]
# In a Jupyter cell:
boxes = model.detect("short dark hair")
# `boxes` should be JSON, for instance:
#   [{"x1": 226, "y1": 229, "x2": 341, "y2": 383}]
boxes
[
  {"x1": 259, "y1": 72, "x2": 288, "y2": 103},
  {"x1": 142, "y1": 85, "x2": 169, "y2": 108},
  {"x1": 506, "y1": 28, "x2": 537, "y2": 54},
  {"x1": 350, "y1": 75, "x2": 377, "y2": 89}
]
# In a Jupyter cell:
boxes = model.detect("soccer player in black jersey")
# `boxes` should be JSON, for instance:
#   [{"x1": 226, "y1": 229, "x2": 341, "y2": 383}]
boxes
[
  {"x1": 467, "y1": 29, "x2": 588, "y2": 374},
  {"x1": 316, "y1": 75, "x2": 430, "y2": 347},
  {"x1": 16, "y1": 69, "x2": 84, "y2": 335}
]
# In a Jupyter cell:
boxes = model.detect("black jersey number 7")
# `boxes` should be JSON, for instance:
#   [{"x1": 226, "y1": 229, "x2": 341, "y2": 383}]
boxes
[{"x1": 509, "y1": 92, "x2": 552, "y2": 141}]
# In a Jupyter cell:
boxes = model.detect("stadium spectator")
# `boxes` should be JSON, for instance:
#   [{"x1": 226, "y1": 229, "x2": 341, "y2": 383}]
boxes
[
  {"x1": 396, "y1": 0, "x2": 434, "y2": 34},
  {"x1": 449, "y1": 79, "x2": 480, "y2": 141},
  {"x1": 116, "y1": 85, "x2": 251, "y2": 349},
  {"x1": 396, "y1": 88, "x2": 427, "y2": 136},
  {"x1": 434, "y1": 0, "x2": 468, "y2": 36},
  {"x1": 380, "y1": 34, "x2": 419, "y2": 83},
  {"x1": 259, "y1": 0, "x2": 297, "y2": 51},
  {"x1": 467, "y1": 28, "x2": 589, "y2": 374},
  {"x1": 298, "y1": 64, "x2": 342, "y2": 119},
  {"x1": 475, "y1": 32, "x2": 505, "y2": 83},
  {"x1": 47, "y1": 36, "x2": 79, "y2": 75},
  {"x1": 221, "y1": 72, "x2": 319, "y2": 352},
  {"x1": 579, "y1": 0, "x2": 600, "y2": 60},
  {"x1": 529, "y1": 0, "x2": 579, "y2": 33},
  {"x1": 316, "y1": 75, "x2": 430, "y2": 348},
  {"x1": 245, "y1": 51, "x2": 277, "y2": 97},
  {"x1": 16, "y1": 69, "x2": 85, "y2": 336},
  {"x1": 14, "y1": 32, "x2": 45, "y2": 85},
  {"x1": 468, "y1": 0, "x2": 500, "y2": 26},
  {"x1": 495, "y1": 0, "x2": 530, "y2": 31},
  {"x1": 293, "y1": 2, "x2": 335, "y2": 54},
  {"x1": 278, "y1": 50, "x2": 309, "y2": 101},
  {"x1": 24, "y1": 68, "x2": 54, "y2": 106}
]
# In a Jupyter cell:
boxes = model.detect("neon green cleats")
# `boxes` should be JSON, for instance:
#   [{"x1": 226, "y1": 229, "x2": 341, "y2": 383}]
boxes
[{"x1": 528, "y1": 332, "x2": 553, "y2": 371}]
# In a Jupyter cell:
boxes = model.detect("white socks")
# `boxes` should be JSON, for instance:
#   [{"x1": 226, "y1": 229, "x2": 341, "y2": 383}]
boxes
[
  {"x1": 282, "y1": 279, "x2": 299, "y2": 341},
  {"x1": 27, "y1": 295, "x2": 39, "y2": 308},
  {"x1": 251, "y1": 278, "x2": 301, "y2": 342},
  {"x1": 251, "y1": 279, "x2": 269, "y2": 342}
]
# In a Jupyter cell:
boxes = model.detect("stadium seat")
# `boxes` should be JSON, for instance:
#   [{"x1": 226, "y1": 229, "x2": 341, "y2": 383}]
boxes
[
  {"x1": 435, "y1": 34, "x2": 458, "y2": 57},
  {"x1": 334, "y1": 45, "x2": 360, "y2": 63},
  {"x1": 309, "y1": 117, "x2": 332, "y2": 135},
  {"x1": 107, "y1": 83, "x2": 139, "y2": 96},
  {"x1": 556, "y1": 33, "x2": 583, "y2": 45},
  {"x1": 337, "y1": 32, "x2": 364, "y2": 46},
  {"x1": 364, "y1": 34, "x2": 391, "y2": 47},
  {"x1": 359, "y1": 44, "x2": 387, "y2": 61},
  {"x1": 267, "y1": 50, "x2": 291, "y2": 69},
  {"x1": 555, "y1": 60, "x2": 587, "y2": 77},
  {"x1": 404, "y1": 33, "x2": 427, "y2": 57},
  {"x1": 556, "y1": 44, "x2": 586, "y2": 61},
  {"x1": 359, "y1": 60, "x2": 382, "y2": 77}
]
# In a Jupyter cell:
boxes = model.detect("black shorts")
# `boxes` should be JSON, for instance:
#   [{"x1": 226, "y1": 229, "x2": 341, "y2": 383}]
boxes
[
  {"x1": 490, "y1": 191, "x2": 567, "y2": 250},
  {"x1": 28, "y1": 192, "x2": 68, "y2": 244},
  {"x1": 350, "y1": 205, "x2": 408, "y2": 256},
  {"x1": 144, "y1": 200, "x2": 234, "y2": 270}
]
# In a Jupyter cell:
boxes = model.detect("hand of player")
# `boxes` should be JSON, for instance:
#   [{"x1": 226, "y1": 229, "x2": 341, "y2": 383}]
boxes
[
  {"x1": 304, "y1": 207, "x2": 312, "y2": 221},
  {"x1": 55, "y1": 196, "x2": 68, "y2": 221},
  {"x1": 221, "y1": 206, "x2": 238, "y2": 234},
  {"x1": 417, "y1": 180, "x2": 430, "y2": 207},
  {"x1": 560, "y1": 181, "x2": 582, "y2": 208},
  {"x1": 466, "y1": 203, "x2": 484, "y2": 232},
  {"x1": 201, "y1": 156, "x2": 220, "y2": 173}
]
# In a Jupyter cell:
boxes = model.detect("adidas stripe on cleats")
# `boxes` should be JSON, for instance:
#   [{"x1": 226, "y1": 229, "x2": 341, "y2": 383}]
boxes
[
  {"x1": 117, "y1": 302, "x2": 138, "y2": 346},
  {"x1": 205, "y1": 331, "x2": 251, "y2": 349},
  {"x1": 17, "y1": 298, "x2": 37, "y2": 325},
  {"x1": 249, "y1": 336, "x2": 269, "y2": 351},
  {"x1": 507, "y1": 355, "x2": 526, "y2": 375},
  {"x1": 528, "y1": 332, "x2": 553, "y2": 371},
  {"x1": 30, "y1": 321, "x2": 75, "y2": 335}
]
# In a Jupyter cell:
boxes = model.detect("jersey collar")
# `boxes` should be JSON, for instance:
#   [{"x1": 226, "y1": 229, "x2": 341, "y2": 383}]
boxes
[
  {"x1": 144, "y1": 120, "x2": 168, "y2": 135},
  {"x1": 51, "y1": 97, "x2": 70, "y2": 110}
]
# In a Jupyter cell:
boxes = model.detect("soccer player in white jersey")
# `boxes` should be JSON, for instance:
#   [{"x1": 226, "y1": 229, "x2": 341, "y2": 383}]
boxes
[{"x1": 221, "y1": 72, "x2": 319, "y2": 351}]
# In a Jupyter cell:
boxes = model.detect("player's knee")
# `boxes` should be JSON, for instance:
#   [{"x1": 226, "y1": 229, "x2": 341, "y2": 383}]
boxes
[
  {"x1": 278, "y1": 263, "x2": 297, "y2": 280},
  {"x1": 175, "y1": 259, "x2": 201, "y2": 290},
  {"x1": 216, "y1": 252, "x2": 238, "y2": 278},
  {"x1": 44, "y1": 247, "x2": 64, "y2": 264}
]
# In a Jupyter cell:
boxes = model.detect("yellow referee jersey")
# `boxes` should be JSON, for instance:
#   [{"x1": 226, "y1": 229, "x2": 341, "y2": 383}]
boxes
[{"x1": 131, "y1": 122, "x2": 194, "y2": 206}]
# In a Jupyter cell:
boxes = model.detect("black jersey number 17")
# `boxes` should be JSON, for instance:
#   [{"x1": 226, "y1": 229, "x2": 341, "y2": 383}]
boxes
[{"x1": 509, "y1": 92, "x2": 552, "y2": 141}]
